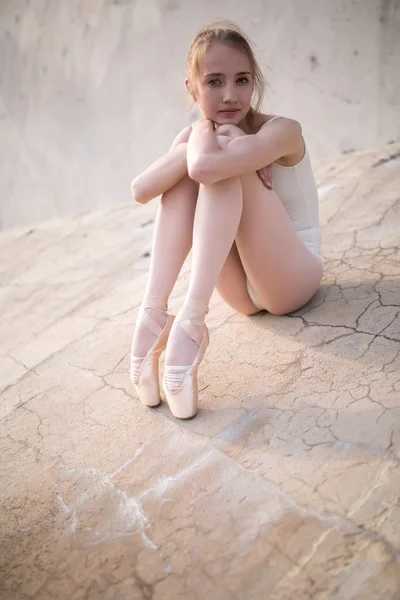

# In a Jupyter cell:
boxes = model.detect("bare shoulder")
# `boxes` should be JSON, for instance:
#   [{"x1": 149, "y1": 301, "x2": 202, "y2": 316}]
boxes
[
  {"x1": 257, "y1": 115, "x2": 304, "y2": 165},
  {"x1": 169, "y1": 125, "x2": 193, "y2": 150},
  {"x1": 258, "y1": 114, "x2": 302, "y2": 135}
]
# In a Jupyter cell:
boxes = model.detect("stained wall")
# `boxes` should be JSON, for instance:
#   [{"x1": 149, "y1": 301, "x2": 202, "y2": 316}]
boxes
[{"x1": 1, "y1": 0, "x2": 399, "y2": 228}]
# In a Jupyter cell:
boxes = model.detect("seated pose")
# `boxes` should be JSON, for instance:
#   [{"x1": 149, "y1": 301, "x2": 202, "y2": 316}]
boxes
[{"x1": 130, "y1": 21, "x2": 323, "y2": 420}]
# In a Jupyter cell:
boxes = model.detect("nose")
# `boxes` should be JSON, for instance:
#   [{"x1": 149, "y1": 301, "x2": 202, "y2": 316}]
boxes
[{"x1": 222, "y1": 83, "x2": 238, "y2": 103}]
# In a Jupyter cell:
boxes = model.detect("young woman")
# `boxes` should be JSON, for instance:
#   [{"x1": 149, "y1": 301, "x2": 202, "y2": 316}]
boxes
[{"x1": 130, "y1": 21, "x2": 323, "y2": 420}]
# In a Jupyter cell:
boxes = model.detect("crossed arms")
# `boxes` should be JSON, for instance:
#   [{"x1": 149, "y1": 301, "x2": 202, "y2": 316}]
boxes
[{"x1": 131, "y1": 117, "x2": 302, "y2": 204}]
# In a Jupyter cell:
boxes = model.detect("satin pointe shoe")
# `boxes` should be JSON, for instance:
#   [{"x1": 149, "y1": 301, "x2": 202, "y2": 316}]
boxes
[
  {"x1": 162, "y1": 314, "x2": 210, "y2": 419},
  {"x1": 130, "y1": 307, "x2": 175, "y2": 407}
]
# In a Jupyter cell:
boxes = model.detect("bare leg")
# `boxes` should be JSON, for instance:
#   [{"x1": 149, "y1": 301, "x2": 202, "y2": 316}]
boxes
[
  {"x1": 131, "y1": 175, "x2": 197, "y2": 359},
  {"x1": 217, "y1": 172, "x2": 322, "y2": 315},
  {"x1": 216, "y1": 241, "x2": 261, "y2": 315},
  {"x1": 165, "y1": 175, "x2": 243, "y2": 371}
]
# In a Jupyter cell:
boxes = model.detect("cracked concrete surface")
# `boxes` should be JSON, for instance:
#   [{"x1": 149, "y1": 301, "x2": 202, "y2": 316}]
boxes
[{"x1": 1, "y1": 143, "x2": 400, "y2": 599}]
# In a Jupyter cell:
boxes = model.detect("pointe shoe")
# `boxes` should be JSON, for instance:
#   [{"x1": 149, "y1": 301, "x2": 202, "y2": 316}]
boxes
[
  {"x1": 130, "y1": 308, "x2": 175, "y2": 407},
  {"x1": 162, "y1": 318, "x2": 210, "y2": 419}
]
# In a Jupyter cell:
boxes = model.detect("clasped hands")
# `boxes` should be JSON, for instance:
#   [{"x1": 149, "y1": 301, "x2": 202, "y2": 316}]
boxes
[{"x1": 191, "y1": 117, "x2": 273, "y2": 189}]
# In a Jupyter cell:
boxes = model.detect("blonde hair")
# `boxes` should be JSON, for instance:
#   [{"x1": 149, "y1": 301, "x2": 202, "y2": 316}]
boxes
[{"x1": 186, "y1": 21, "x2": 265, "y2": 116}]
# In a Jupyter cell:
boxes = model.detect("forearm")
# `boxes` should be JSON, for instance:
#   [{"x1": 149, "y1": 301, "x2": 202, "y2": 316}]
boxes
[
  {"x1": 131, "y1": 143, "x2": 188, "y2": 204},
  {"x1": 187, "y1": 120, "x2": 220, "y2": 179},
  {"x1": 190, "y1": 119, "x2": 302, "y2": 185},
  {"x1": 188, "y1": 121, "x2": 254, "y2": 185}
]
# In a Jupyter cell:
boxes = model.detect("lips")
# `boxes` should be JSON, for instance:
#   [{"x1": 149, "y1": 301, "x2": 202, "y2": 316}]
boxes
[{"x1": 220, "y1": 109, "x2": 240, "y2": 115}]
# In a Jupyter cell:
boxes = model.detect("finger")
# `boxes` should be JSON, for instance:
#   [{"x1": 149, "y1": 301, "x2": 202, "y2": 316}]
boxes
[
  {"x1": 266, "y1": 172, "x2": 273, "y2": 189},
  {"x1": 262, "y1": 172, "x2": 270, "y2": 186}
]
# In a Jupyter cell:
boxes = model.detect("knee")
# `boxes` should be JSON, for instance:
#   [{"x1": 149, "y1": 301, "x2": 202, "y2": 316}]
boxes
[
  {"x1": 216, "y1": 135, "x2": 232, "y2": 149},
  {"x1": 161, "y1": 174, "x2": 198, "y2": 205}
]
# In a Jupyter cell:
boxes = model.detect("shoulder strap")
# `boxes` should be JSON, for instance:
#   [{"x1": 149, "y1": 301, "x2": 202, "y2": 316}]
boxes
[{"x1": 267, "y1": 115, "x2": 283, "y2": 125}]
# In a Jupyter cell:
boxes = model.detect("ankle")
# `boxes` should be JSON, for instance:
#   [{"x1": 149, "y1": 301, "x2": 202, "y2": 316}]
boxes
[
  {"x1": 141, "y1": 294, "x2": 168, "y2": 313},
  {"x1": 177, "y1": 297, "x2": 209, "y2": 323}
]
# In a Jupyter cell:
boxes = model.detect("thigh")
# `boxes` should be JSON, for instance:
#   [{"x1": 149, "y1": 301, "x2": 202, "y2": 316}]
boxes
[
  {"x1": 216, "y1": 242, "x2": 262, "y2": 315},
  {"x1": 235, "y1": 172, "x2": 323, "y2": 315}
]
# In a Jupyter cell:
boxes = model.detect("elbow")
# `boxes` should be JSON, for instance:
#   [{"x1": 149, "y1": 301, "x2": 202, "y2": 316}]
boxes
[
  {"x1": 188, "y1": 158, "x2": 218, "y2": 186},
  {"x1": 130, "y1": 177, "x2": 149, "y2": 204}
]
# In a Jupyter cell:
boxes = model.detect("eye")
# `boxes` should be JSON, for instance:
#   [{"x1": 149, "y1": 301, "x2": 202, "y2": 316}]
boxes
[
  {"x1": 237, "y1": 77, "x2": 250, "y2": 85},
  {"x1": 208, "y1": 78, "x2": 222, "y2": 87}
]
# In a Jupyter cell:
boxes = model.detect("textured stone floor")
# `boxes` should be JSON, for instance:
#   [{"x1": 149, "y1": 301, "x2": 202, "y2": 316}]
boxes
[{"x1": 1, "y1": 144, "x2": 399, "y2": 599}]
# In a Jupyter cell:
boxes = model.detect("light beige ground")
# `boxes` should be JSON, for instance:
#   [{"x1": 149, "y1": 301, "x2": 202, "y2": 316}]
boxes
[{"x1": 1, "y1": 144, "x2": 400, "y2": 599}]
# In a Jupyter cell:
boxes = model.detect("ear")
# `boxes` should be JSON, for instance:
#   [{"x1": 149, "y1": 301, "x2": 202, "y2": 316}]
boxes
[{"x1": 185, "y1": 78, "x2": 196, "y2": 101}]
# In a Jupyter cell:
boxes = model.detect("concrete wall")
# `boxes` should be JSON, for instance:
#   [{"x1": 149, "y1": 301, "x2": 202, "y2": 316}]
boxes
[{"x1": 1, "y1": 0, "x2": 399, "y2": 229}]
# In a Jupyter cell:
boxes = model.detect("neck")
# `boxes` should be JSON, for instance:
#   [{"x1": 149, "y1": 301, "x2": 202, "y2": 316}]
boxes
[{"x1": 238, "y1": 111, "x2": 255, "y2": 135}]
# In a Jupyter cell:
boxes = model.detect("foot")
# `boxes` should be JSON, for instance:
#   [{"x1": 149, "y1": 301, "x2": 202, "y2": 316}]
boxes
[
  {"x1": 130, "y1": 297, "x2": 169, "y2": 384},
  {"x1": 131, "y1": 306, "x2": 168, "y2": 359},
  {"x1": 164, "y1": 301, "x2": 208, "y2": 392}
]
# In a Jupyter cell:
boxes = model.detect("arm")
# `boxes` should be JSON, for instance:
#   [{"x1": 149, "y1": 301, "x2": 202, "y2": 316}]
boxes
[
  {"x1": 131, "y1": 125, "x2": 192, "y2": 204},
  {"x1": 188, "y1": 118, "x2": 303, "y2": 186}
]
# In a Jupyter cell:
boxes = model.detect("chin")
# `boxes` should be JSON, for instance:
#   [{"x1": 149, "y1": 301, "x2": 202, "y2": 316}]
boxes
[{"x1": 214, "y1": 113, "x2": 242, "y2": 126}]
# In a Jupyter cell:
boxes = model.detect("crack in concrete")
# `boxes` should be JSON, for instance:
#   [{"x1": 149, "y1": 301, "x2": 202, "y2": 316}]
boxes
[{"x1": 2, "y1": 143, "x2": 400, "y2": 597}]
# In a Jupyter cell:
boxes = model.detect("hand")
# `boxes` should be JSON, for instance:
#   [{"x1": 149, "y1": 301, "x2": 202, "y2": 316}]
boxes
[
  {"x1": 257, "y1": 164, "x2": 273, "y2": 189},
  {"x1": 215, "y1": 124, "x2": 246, "y2": 139},
  {"x1": 191, "y1": 118, "x2": 214, "y2": 130}
]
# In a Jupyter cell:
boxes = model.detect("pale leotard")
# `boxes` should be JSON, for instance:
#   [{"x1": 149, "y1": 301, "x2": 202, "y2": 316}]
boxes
[{"x1": 246, "y1": 115, "x2": 321, "y2": 310}]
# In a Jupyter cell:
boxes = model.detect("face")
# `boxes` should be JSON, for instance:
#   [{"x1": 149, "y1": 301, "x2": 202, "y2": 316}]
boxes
[{"x1": 189, "y1": 42, "x2": 254, "y2": 126}]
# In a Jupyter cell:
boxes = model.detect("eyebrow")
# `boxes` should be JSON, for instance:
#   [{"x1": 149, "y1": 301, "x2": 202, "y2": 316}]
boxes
[{"x1": 203, "y1": 71, "x2": 252, "y2": 77}]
